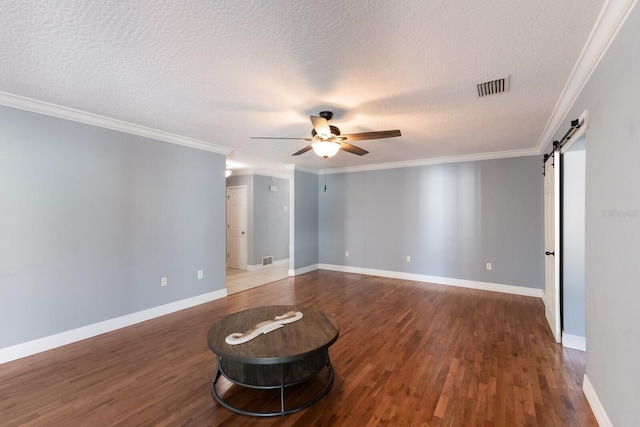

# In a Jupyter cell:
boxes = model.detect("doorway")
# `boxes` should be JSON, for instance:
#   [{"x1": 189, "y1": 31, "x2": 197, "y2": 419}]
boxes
[
  {"x1": 225, "y1": 174, "x2": 291, "y2": 294},
  {"x1": 560, "y1": 134, "x2": 587, "y2": 350},
  {"x1": 543, "y1": 112, "x2": 588, "y2": 351}
]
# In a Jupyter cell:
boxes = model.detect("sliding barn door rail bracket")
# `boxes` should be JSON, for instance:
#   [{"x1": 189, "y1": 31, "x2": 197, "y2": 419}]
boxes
[{"x1": 542, "y1": 118, "x2": 580, "y2": 176}]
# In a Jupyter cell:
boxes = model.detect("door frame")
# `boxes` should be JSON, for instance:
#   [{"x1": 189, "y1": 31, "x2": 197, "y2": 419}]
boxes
[{"x1": 557, "y1": 110, "x2": 588, "y2": 350}]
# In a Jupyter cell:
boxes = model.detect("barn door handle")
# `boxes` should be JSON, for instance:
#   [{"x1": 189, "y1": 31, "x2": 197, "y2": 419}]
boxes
[{"x1": 545, "y1": 251, "x2": 554, "y2": 256}]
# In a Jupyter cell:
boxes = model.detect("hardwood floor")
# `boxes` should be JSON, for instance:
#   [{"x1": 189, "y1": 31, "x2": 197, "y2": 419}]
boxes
[{"x1": 0, "y1": 271, "x2": 596, "y2": 426}]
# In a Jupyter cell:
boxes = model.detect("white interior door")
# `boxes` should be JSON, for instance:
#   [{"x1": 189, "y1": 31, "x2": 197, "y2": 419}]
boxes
[
  {"x1": 226, "y1": 186, "x2": 247, "y2": 270},
  {"x1": 544, "y1": 154, "x2": 561, "y2": 343}
]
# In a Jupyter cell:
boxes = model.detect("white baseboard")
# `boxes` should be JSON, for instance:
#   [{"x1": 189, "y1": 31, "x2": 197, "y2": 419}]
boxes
[
  {"x1": 318, "y1": 264, "x2": 544, "y2": 299},
  {"x1": 0, "y1": 288, "x2": 227, "y2": 365},
  {"x1": 562, "y1": 332, "x2": 586, "y2": 351},
  {"x1": 289, "y1": 263, "x2": 320, "y2": 276},
  {"x1": 246, "y1": 258, "x2": 289, "y2": 272},
  {"x1": 583, "y1": 374, "x2": 613, "y2": 427}
]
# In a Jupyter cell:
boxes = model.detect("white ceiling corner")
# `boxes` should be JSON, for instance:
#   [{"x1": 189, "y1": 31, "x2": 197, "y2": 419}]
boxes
[{"x1": 535, "y1": 0, "x2": 639, "y2": 154}]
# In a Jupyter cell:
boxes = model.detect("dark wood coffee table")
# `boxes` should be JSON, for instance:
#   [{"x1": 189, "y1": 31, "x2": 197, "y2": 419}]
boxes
[{"x1": 207, "y1": 305, "x2": 339, "y2": 416}]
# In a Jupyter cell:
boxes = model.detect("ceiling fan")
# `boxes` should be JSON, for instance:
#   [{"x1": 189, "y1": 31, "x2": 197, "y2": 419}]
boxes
[{"x1": 251, "y1": 111, "x2": 401, "y2": 158}]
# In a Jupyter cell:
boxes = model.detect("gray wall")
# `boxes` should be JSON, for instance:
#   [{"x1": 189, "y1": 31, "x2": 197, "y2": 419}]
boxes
[
  {"x1": 550, "y1": 4, "x2": 640, "y2": 424},
  {"x1": 562, "y1": 145, "x2": 586, "y2": 338},
  {"x1": 0, "y1": 106, "x2": 227, "y2": 349},
  {"x1": 319, "y1": 157, "x2": 544, "y2": 289},
  {"x1": 293, "y1": 170, "x2": 319, "y2": 269}
]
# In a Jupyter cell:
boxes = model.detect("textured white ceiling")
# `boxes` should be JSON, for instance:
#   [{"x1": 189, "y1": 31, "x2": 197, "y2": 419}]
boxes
[{"x1": 0, "y1": 0, "x2": 604, "y2": 173}]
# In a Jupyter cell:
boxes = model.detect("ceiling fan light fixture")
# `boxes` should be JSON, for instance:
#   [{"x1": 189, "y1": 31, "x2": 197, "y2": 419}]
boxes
[
  {"x1": 311, "y1": 140, "x2": 341, "y2": 159},
  {"x1": 254, "y1": 111, "x2": 401, "y2": 158}
]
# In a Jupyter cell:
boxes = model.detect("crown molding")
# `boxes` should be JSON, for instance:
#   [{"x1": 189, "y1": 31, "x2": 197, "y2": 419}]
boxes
[
  {"x1": 231, "y1": 168, "x2": 255, "y2": 176},
  {"x1": 251, "y1": 166, "x2": 294, "y2": 179},
  {"x1": 536, "y1": 0, "x2": 639, "y2": 153},
  {"x1": 284, "y1": 164, "x2": 321, "y2": 175},
  {"x1": 231, "y1": 167, "x2": 291, "y2": 180},
  {"x1": 0, "y1": 91, "x2": 231, "y2": 155},
  {"x1": 322, "y1": 148, "x2": 539, "y2": 175}
]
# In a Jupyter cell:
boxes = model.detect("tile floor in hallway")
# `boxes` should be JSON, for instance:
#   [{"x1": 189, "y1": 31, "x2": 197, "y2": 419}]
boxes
[{"x1": 225, "y1": 264, "x2": 290, "y2": 294}]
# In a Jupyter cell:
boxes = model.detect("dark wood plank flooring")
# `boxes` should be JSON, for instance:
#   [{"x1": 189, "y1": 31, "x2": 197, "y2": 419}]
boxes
[{"x1": 0, "y1": 271, "x2": 596, "y2": 426}]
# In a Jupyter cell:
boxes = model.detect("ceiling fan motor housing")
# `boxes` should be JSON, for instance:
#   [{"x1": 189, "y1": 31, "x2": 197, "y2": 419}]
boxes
[
  {"x1": 312, "y1": 125, "x2": 341, "y2": 138},
  {"x1": 252, "y1": 109, "x2": 399, "y2": 158}
]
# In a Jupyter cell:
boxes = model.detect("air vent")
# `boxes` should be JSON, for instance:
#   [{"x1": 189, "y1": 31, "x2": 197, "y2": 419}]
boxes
[
  {"x1": 476, "y1": 76, "x2": 510, "y2": 97},
  {"x1": 262, "y1": 256, "x2": 273, "y2": 266}
]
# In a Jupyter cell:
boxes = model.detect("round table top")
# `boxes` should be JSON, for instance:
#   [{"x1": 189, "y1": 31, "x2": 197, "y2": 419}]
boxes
[{"x1": 207, "y1": 305, "x2": 339, "y2": 365}]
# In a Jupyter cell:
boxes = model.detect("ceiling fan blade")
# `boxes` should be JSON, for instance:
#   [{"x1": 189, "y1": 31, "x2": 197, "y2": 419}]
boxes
[
  {"x1": 342, "y1": 130, "x2": 401, "y2": 141},
  {"x1": 292, "y1": 145, "x2": 314, "y2": 156},
  {"x1": 251, "y1": 136, "x2": 311, "y2": 140},
  {"x1": 339, "y1": 142, "x2": 369, "y2": 156},
  {"x1": 310, "y1": 116, "x2": 331, "y2": 137}
]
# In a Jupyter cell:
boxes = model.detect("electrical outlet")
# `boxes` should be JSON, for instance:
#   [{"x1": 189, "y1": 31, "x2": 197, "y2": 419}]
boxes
[
  {"x1": 345, "y1": 251, "x2": 349, "y2": 257},
  {"x1": 407, "y1": 256, "x2": 411, "y2": 263},
  {"x1": 486, "y1": 263, "x2": 492, "y2": 271},
  {"x1": 161, "y1": 276, "x2": 168, "y2": 286},
  {"x1": 197, "y1": 270, "x2": 203, "y2": 279}
]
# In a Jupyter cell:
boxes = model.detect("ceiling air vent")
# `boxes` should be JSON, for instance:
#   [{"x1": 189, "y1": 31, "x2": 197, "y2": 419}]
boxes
[{"x1": 476, "y1": 76, "x2": 510, "y2": 97}]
